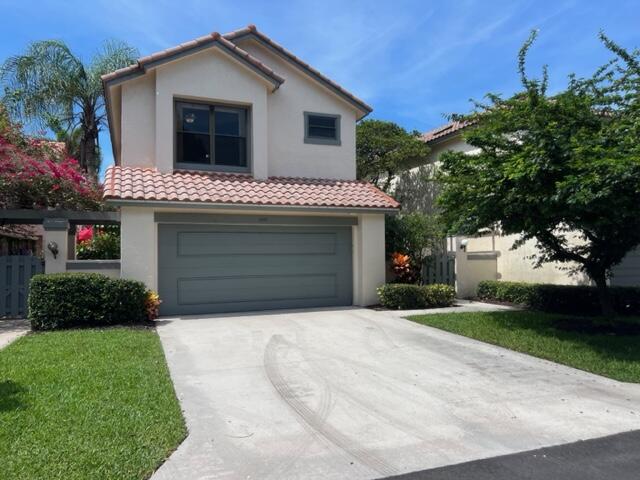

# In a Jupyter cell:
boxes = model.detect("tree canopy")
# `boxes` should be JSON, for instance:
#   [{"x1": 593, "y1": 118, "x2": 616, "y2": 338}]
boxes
[
  {"x1": 1, "y1": 39, "x2": 138, "y2": 178},
  {"x1": 356, "y1": 119, "x2": 430, "y2": 192},
  {"x1": 437, "y1": 31, "x2": 640, "y2": 315}
]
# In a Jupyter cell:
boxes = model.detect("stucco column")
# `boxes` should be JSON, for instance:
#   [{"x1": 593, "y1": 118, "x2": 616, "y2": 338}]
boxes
[
  {"x1": 251, "y1": 94, "x2": 269, "y2": 179},
  {"x1": 353, "y1": 214, "x2": 386, "y2": 306},
  {"x1": 120, "y1": 206, "x2": 157, "y2": 290},
  {"x1": 43, "y1": 218, "x2": 69, "y2": 274}
]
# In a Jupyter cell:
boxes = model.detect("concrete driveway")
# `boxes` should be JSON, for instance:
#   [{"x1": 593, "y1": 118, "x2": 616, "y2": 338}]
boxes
[{"x1": 153, "y1": 307, "x2": 640, "y2": 479}]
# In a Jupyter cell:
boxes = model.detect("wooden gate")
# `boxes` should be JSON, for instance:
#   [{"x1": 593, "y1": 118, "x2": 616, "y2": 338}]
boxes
[
  {"x1": 0, "y1": 256, "x2": 44, "y2": 318},
  {"x1": 422, "y1": 253, "x2": 455, "y2": 286}
]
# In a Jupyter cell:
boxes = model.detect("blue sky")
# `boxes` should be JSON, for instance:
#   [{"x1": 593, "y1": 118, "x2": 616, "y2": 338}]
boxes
[{"x1": 1, "y1": 0, "x2": 638, "y2": 178}]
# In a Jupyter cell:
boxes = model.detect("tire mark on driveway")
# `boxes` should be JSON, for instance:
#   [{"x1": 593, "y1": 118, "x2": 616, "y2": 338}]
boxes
[{"x1": 264, "y1": 334, "x2": 398, "y2": 478}]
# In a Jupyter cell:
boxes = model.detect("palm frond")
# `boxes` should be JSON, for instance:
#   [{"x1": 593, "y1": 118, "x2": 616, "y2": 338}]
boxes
[{"x1": 0, "y1": 40, "x2": 84, "y2": 126}]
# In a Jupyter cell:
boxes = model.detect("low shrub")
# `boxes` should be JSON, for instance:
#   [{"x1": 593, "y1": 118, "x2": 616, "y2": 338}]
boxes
[
  {"x1": 28, "y1": 273, "x2": 150, "y2": 330},
  {"x1": 377, "y1": 283, "x2": 455, "y2": 310},
  {"x1": 477, "y1": 280, "x2": 640, "y2": 316}
]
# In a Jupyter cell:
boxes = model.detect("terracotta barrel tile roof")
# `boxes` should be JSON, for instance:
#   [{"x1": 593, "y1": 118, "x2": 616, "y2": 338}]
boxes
[
  {"x1": 422, "y1": 120, "x2": 472, "y2": 143},
  {"x1": 101, "y1": 24, "x2": 370, "y2": 116},
  {"x1": 103, "y1": 166, "x2": 400, "y2": 210},
  {"x1": 101, "y1": 31, "x2": 284, "y2": 89}
]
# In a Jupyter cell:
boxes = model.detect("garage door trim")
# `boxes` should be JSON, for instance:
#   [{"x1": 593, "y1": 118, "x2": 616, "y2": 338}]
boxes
[{"x1": 154, "y1": 212, "x2": 358, "y2": 226}]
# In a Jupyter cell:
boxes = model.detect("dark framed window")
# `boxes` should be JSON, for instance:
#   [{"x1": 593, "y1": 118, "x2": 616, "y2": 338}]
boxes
[
  {"x1": 304, "y1": 112, "x2": 341, "y2": 145},
  {"x1": 175, "y1": 101, "x2": 248, "y2": 171}
]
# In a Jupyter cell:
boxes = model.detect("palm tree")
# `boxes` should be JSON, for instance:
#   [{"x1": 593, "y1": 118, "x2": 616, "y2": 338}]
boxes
[{"x1": 1, "y1": 40, "x2": 138, "y2": 178}]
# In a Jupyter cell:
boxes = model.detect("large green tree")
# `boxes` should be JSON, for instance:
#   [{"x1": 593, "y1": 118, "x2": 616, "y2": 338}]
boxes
[
  {"x1": 356, "y1": 119, "x2": 430, "y2": 192},
  {"x1": 438, "y1": 31, "x2": 640, "y2": 316},
  {"x1": 1, "y1": 40, "x2": 138, "y2": 178}
]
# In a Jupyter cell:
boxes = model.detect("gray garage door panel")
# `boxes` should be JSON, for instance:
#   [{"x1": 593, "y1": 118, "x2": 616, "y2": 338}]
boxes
[
  {"x1": 158, "y1": 224, "x2": 352, "y2": 315},
  {"x1": 177, "y1": 231, "x2": 338, "y2": 256}
]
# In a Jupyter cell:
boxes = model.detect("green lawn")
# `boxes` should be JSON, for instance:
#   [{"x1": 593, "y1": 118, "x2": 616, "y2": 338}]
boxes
[
  {"x1": 407, "y1": 311, "x2": 640, "y2": 383},
  {"x1": 0, "y1": 327, "x2": 186, "y2": 480}
]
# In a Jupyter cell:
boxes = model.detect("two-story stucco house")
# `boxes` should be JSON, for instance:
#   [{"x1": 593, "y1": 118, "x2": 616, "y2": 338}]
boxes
[{"x1": 101, "y1": 25, "x2": 399, "y2": 315}]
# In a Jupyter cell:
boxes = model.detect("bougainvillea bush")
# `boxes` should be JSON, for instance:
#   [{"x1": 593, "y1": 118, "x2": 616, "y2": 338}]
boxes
[
  {"x1": 0, "y1": 107, "x2": 103, "y2": 210},
  {"x1": 76, "y1": 225, "x2": 121, "y2": 260}
]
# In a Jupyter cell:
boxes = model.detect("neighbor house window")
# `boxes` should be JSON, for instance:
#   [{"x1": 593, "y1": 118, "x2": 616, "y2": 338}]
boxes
[
  {"x1": 175, "y1": 101, "x2": 248, "y2": 171},
  {"x1": 304, "y1": 112, "x2": 341, "y2": 145}
]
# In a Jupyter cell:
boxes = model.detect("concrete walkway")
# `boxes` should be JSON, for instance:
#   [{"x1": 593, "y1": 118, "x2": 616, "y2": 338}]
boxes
[
  {"x1": 382, "y1": 299, "x2": 518, "y2": 317},
  {"x1": 0, "y1": 319, "x2": 29, "y2": 349},
  {"x1": 153, "y1": 307, "x2": 640, "y2": 480}
]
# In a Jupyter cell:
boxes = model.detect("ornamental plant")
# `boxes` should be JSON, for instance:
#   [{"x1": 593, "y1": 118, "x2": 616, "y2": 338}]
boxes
[
  {"x1": 145, "y1": 290, "x2": 162, "y2": 321},
  {"x1": 76, "y1": 225, "x2": 120, "y2": 260},
  {"x1": 390, "y1": 252, "x2": 420, "y2": 284},
  {"x1": 0, "y1": 105, "x2": 103, "y2": 210}
]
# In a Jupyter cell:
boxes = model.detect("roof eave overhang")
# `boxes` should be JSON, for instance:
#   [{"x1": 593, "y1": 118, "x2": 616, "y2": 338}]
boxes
[
  {"x1": 105, "y1": 198, "x2": 399, "y2": 215},
  {"x1": 228, "y1": 31, "x2": 372, "y2": 120},
  {"x1": 102, "y1": 41, "x2": 283, "y2": 92},
  {"x1": 102, "y1": 79, "x2": 120, "y2": 165}
]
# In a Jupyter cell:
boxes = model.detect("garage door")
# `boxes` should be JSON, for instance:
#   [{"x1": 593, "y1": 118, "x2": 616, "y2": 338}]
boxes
[{"x1": 158, "y1": 223, "x2": 353, "y2": 315}]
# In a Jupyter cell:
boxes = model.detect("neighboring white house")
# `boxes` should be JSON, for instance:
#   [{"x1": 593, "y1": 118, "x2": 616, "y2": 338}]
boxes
[
  {"x1": 420, "y1": 121, "x2": 639, "y2": 296},
  {"x1": 100, "y1": 25, "x2": 399, "y2": 315}
]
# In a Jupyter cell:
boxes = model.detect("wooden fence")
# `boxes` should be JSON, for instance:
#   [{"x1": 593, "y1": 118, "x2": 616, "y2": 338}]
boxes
[
  {"x1": 0, "y1": 256, "x2": 44, "y2": 318},
  {"x1": 422, "y1": 254, "x2": 456, "y2": 286}
]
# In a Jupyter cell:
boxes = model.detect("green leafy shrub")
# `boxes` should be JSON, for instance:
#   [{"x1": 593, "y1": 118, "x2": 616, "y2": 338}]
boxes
[
  {"x1": 477, "y1": 280, "x2": 640, "y2": 316},
  {"x1": 28, "y1": 273, "x2": 149, "y2": 330},
  {"x1": 377, "y1": 283, "x2": 455, "y2": 310}
]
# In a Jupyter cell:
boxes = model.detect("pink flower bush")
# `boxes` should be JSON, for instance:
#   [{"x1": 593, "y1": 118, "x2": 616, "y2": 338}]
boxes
[{"x1": 0, "y1": 114, "x2": 103, "y2": 210}]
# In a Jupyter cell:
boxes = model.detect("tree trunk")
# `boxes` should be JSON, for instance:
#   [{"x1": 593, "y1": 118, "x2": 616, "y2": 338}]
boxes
[
  {"x1": 79, "y1": 104, "x2": 100, "y2": 180},
  {"x1": 593, "y1": 271, "x2": 615, "y2": 318}
]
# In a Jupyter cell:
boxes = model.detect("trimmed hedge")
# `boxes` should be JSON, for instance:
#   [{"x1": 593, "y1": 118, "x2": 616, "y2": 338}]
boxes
[
  {"x1": 477, "y1": 280, "x2": 640, "y2": 316},
  {"x1": 377, "y1": 283, "x2": 455, "y2": 310},
  {"x1": 28, "y1": 273, "x2": 148, "y2": 330}
]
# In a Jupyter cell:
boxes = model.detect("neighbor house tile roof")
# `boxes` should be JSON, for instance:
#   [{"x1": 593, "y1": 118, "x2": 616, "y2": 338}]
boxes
[
  {"x1": 422, "y1": 120, "x2": 472, "y2": 143},
  {"x1": 101, "y1": 32, "x2": 285, "y2": 90},
  {"x1": 103, "y1": 166, "x2": 400, "y2": 210}
]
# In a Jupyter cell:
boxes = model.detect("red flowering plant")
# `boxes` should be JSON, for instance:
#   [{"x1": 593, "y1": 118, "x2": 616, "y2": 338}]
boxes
[
  {"x1": 390, "y1": 252, "x2": 420, "y2": 284},
  {"x1": 0, "y1": 109, "x2": 103, "y2": 210}
]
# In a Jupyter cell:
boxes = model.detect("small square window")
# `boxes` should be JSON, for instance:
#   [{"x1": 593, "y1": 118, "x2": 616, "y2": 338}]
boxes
[{"x1": 304, "y1": 112, "x2": 341, "y2": 145}]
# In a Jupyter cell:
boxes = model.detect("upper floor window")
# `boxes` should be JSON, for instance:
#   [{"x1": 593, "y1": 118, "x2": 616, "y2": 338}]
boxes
[
  {"x1": 304, "y1": 112, "x2": 341, "y2": 146},
  {"x1": 175, "y1": 100, "x2": 248, "y2": 172}
]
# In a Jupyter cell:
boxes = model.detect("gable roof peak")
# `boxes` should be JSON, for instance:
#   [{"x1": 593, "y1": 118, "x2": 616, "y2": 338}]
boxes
[
  {"x1": 223, "y1": 25, "x2": 372, "y2": 117},
  {"x1": 101, "y1": 29, "x2": 284, "y2": 90}
]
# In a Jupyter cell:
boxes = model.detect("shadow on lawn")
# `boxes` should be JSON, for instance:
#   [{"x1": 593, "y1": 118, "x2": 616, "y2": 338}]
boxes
[
  {"x1": 480, "y1": 311, "x2": 640, "y2": 364},
  {"x1": 0, "y1": 380, "x2": 25, "y2": 412}
]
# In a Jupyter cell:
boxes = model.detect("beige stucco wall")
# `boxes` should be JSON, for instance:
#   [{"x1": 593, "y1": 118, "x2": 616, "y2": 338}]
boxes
[
  {"x1": 422, "y1": 135, "x2": 478, "y2": 167},
  {"x1": 460, "y1": 233, "x2": 590, "y2": 288},
  {"x1": 119, "y1": 206, "x2": 386, "y2": 306},
  {"x1": 455, "y1": 253, "x2": 498, "y2": 298},
  {"x1": 121, "y1": 72, "x2": 156, "y2": 167},
  {"x1": 238, "y1": 39, "x2": 358, "y2": 180},
  {"x1": 352, "y1": 213, "x2": 386, "y2": 305},
  {"x1": 116, "y1": 42, "x2": 359, "y2": 181},
  {"x1": 120, "y1": 206, "x2": 157, "y2": 289},
  {"x1": 117, "y1": 48, "x2": 270, "y2": 177}
]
